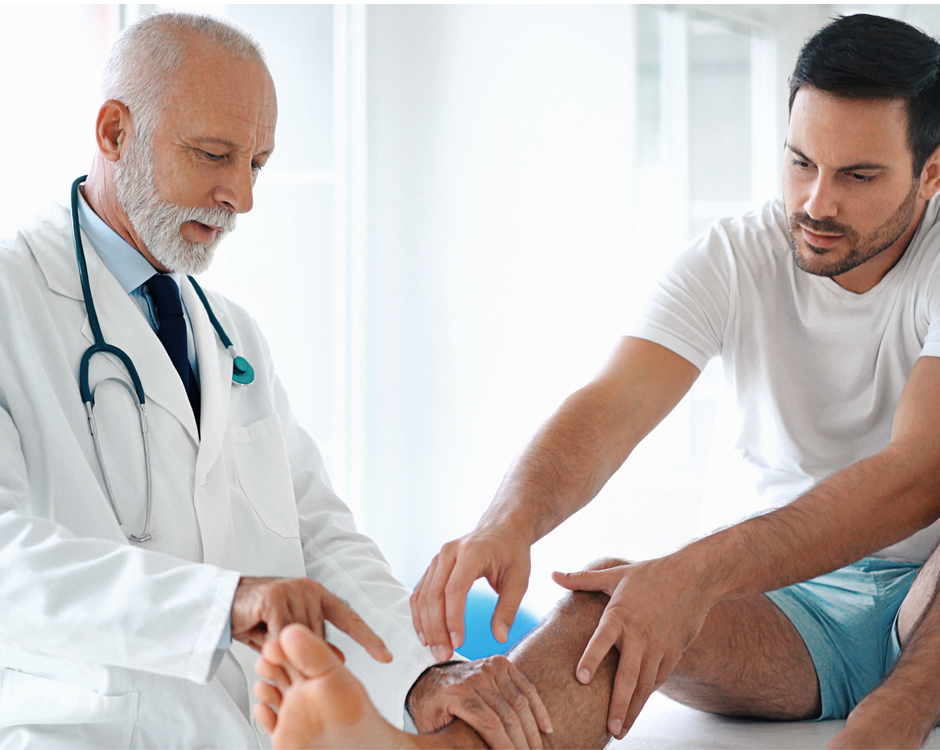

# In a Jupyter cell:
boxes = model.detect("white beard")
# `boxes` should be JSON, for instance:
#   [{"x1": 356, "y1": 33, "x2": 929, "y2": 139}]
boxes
[{"x1": 114, "y1": 128, "x2": 236, "y2": 275}]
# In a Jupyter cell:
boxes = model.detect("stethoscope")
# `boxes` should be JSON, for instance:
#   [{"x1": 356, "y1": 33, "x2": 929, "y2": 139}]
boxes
[{"x1": 71, "y1": 175, "x2": 255, "y2": 543}]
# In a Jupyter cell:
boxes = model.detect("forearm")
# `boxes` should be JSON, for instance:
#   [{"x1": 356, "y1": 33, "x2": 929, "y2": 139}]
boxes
[
  {"x1": 478, "y1": 386, "x2": 636, "y2": 545},
  {"x1": 678, "y1": 444, "x2": 940, "y2": 605},
  {"x1": 478, "y1": 337, "x2": 700, "y2": 545}
]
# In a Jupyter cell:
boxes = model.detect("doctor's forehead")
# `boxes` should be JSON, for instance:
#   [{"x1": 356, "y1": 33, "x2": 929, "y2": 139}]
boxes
[{"x1": 159, "y1": 41, "x2": 278, "y2": 140}]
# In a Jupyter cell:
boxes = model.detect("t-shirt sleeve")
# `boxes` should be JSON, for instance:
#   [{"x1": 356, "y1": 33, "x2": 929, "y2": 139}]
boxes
[
  {"x1": 630, "y1": 224, "x2": 734, "y2": 371},
  {"x1": 919, "y1": 228, "x2": 940, "y2": 359}
]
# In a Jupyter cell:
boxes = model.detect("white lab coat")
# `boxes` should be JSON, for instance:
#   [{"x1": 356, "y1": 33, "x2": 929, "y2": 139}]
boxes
[{"x1": 0, "y1": 203, "x2": 434, "y2": 748}]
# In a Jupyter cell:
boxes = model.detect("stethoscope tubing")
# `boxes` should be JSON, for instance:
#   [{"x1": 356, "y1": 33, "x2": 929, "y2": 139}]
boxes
[{"x1": 70, "y1": 175, "x2": 253, "y2": 544}]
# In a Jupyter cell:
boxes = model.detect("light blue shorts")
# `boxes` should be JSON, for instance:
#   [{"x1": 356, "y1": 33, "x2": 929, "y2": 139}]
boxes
[{"x1": 765, "y1": 557, "x2": 920, "y2": 720}]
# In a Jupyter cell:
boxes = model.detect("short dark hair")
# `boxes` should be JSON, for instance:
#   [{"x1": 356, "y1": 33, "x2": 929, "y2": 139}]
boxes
[{"x1": 789, "y1": 14, "x2": 940, "y2": 176}]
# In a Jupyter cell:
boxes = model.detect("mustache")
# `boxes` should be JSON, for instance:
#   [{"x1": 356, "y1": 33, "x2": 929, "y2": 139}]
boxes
[
  {"x1": 789, "y1": 212, "x2": 853, "y2": 236},
  {"x1": 179, "y1": 205, "x2": 238, "y2": 234}
]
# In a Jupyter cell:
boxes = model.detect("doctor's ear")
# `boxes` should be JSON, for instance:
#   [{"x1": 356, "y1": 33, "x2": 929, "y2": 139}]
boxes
[{"x1": 95, "y1": 99, "x2": 134, "y2": 163}]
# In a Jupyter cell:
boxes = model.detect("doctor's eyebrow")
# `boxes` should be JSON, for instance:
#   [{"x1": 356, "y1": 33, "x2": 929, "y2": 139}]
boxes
[
  {"x1": 194, "y1": 136, "x2": 274, "y2": 159},
  {"x1": 785, "y1": 143, "x2": 888, "y2": 172}
]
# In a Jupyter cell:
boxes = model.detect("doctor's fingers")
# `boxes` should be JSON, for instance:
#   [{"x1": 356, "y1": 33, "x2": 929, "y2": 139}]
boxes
[
  {"x1": 448, "y1": 687, "x2": 532, "y2": 750},
  {"x1": 316, "y1": 590, "x2": 393, "y2": 664},
  {"x1": 480, "y1": 662, "x2": 547, "y2": 749}
]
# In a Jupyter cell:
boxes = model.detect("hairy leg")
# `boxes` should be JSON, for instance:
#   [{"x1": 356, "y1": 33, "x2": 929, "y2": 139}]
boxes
[
  {"x1": 430, "y1": 584, "x2": 618, "y2": 749},
  {"x1": 897, "y1": 546, "x2": 940, "y2": 646},
  {"x1": 260, "y1": 558, "x2": 820, "y2": 749},
  {"x1": 827, "y1": 547, "x2": 940, "y2": 749},
  {"x1": 257, "y1": 583, "x2": 618, "y2": 749},
  {"x1": 661, "y1": 593, "x2": 821, "y2": 720}
]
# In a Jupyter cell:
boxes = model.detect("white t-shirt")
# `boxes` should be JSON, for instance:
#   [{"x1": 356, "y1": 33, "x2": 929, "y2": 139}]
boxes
[{"x1": 632, "y1": 197, "x2": 940, "y2": 563}]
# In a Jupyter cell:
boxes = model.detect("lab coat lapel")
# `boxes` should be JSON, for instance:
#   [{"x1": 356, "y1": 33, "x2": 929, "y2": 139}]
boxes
[
  {"x1": 87, "y1": 269, "x2": 200, "y2": 443},
  {"x1": 184, "y1": 278, "x2": 231, "y2": 483},
  {"x1": 182, "y1": 278, "x2": 235, "y2": 565},
  {"x1": 25, "y1": 202, "x2": 200, "y2": 442}
]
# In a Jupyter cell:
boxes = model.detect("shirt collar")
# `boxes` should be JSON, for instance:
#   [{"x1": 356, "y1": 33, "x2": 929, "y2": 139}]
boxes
[{"x1": 76, "y1": 187, "x2": 183, "y2": 292}]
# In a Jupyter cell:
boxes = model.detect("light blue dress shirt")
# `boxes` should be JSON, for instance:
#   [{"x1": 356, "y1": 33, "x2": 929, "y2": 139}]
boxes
[
  {"x1": 75, "y1": 188, "x2": 231, "y2": 662},
  {"x1": 76, "y1": 189, "x2": 199, "y2": 380}
]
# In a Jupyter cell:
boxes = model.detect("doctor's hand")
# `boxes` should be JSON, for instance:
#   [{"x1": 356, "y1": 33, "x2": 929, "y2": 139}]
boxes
[
  {"x1": 407, "y1": 657, "x2": 553, "y2": 749},
  {"x1": 410, "y1": 524, "x2": 532, "y2": 663},
  {"x1": 231, "y1": 576, "x2": 392, "y2": 663},
  {"x1": 553, "y1": 558, "x2": 713, "y2": 739}
]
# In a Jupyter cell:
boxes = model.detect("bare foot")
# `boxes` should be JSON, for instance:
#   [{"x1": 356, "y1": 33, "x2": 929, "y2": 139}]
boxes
[{"x1": 254, "y1": 624, "x2": 424, "y2": 750}]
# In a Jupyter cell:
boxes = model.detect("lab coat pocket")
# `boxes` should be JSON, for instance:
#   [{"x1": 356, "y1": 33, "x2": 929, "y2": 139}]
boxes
[
  {"x1": 0, "y1": 669, "x2": 137, "y2": 748},
  {"x1": 232, "y1": 414, "x2": 300, "y2": 539}
]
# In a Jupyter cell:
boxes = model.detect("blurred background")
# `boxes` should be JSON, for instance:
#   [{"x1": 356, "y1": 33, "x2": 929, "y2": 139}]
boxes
[{"x1": 4, "y1": 3, "x2": 939, "y2": 619}]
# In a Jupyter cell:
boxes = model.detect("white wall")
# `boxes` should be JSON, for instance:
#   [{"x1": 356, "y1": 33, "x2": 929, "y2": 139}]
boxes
[
  {"x1": 359, "y1": 3, "x2": 940, "y2": 616},
  {"x1": 0, "y1": 6, "x2": 115, "y2": 235},
  {"x1": 364, "y1": 5, "x2": 656, "y2": 613},
  {"x1": 8, "y1": 3, "x2": 940, "y2": 618}
]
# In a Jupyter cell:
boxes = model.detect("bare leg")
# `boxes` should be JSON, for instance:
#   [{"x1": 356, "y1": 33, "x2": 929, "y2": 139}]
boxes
[
  {"x1": 518, "y1": 557, "x2": 821, "y2": 724},
  {"x1": 826, "y1": 547, "x2": 940, "y2": 749},
  {"x1": 897, "y1": 545, "x2": 940, "y2": 646},
  {"x1": 430, "y1": 584, "x2": 619, "y2": 749},
  {"x1": 257, "y1": 584, "x2": 617, "y2": 749},
  {"x1": 661, "y1": 593, "x2": 821, "y2": 719},
  {"x1": 259, "y1": 557, "x2": 821, "y2": 749}
]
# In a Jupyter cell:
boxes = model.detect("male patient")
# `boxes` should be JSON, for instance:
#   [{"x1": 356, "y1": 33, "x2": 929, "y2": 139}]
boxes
[{"x1": 254, "y1": 14, "x2": 940, "y2": 750}]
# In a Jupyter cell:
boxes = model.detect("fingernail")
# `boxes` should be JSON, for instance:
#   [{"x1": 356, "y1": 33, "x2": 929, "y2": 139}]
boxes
[
  {"x1": 432, "y1": 645, "x2": 449, "y2": 662},
  {"x1": 609, "y1": 719, "x2": 622, "y2": 735},
  {"x1": 578, "y1": 668, "x2": 591, "y2": 684},
  {"x1": 417, "y1": 631, "x2": 426, "y2": 646},
  {"x1": 450, "y1": 632, "x2": 460, "y2": 648},
  {"x1": 495, "y1": 623, "x2": 509, "y2": 642},
  {"x1": 543, "y1": 722, "x2": 554, "y2": 735}
]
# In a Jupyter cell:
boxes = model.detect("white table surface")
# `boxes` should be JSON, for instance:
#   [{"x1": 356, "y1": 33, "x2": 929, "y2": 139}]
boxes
[{"x1": 612, "y1": 692, "x2": 940, "y2": 749}]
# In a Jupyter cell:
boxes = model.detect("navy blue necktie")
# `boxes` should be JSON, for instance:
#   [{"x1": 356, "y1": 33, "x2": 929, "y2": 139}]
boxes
[{"x1": 146, "y1": 274, "x2": 201, "y2": 424}]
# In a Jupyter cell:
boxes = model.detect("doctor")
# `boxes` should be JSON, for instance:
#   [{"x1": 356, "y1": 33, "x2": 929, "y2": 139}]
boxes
[{"x1": 0, "y1": 12, "x2": 546, "y2": 749}]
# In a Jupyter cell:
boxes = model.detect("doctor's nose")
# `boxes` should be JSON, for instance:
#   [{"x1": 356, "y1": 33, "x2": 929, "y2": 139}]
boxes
[
  {"x1": 803, "y1": 175, "x2": 839, "y2": 220},
  {"x1": 214, "y1": 164, "x2": 255, "y2": 214}
]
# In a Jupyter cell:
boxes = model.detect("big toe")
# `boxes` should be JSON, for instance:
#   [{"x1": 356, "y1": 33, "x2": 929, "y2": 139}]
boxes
[{"x1": 279, "y1": 624, "x2": 342, "y2": 680}]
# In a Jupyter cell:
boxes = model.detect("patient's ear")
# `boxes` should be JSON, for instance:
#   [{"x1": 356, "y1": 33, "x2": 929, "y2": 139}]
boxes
[{"x1": 918, "y1": 143, "x2": 940, "y2": 201}]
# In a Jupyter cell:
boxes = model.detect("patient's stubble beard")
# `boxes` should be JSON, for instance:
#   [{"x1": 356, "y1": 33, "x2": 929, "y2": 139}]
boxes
[{"x1": 786, "y1": 180, "x2": 919, "y2": 278}]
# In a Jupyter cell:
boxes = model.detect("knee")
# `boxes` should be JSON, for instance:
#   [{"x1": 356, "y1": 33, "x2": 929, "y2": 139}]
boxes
[{"x1": 583, "y1": 556, "x2": 630, "y2": 572}]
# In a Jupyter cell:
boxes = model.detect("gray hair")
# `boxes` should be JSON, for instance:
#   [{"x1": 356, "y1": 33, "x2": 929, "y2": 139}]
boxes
[{"x1": 102, "y1": 12, "x2": 265, "y2": 140}]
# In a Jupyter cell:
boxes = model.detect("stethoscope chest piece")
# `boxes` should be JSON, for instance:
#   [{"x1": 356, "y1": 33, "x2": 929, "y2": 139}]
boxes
[{"x1": 233, "y1": 356, "x2": 254, "y2": 385}]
